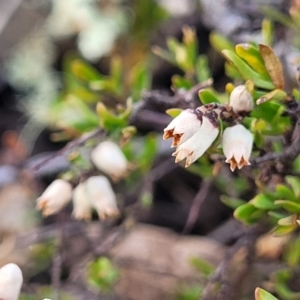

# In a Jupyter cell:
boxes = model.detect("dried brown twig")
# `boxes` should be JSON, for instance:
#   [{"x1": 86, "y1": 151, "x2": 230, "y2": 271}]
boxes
[{"x1": 201, "y1": 223, "x2": 267, "y2": 300}]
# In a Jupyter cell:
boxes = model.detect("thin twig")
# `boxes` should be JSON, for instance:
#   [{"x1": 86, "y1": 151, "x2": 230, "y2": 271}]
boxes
[
  {"x1": 200, "y1": 223, "x2": 267, "y2": 300},
  {"x1": 182, "y1": 179, "x2": 213, "y2": 234},
  {"x1": 51, "y1": 217, "x2": 64, "y2": 300},
  {"x1": 29, "y1": 128, "x2": 104, "y2": 171}
]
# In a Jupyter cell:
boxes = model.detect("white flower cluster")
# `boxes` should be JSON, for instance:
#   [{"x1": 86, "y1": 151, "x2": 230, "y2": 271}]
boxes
[
  {"x1": 0, "y1": 263, "x2": 52, "y2": 300},
  {"x1": 36, "y1": 141, "x2": 128, "y2": 220},
  {"x1": 164, "y1": 85, "x2": 254, "y2": 171},
  {"x1": 0, "y1": 263, "x2": 23, "y2": 300}
]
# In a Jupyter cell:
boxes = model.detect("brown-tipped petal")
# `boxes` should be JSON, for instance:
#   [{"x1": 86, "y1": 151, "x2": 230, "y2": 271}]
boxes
[
  {"x1": 226, "y1": 157, "x2": 238, "y2": 172},
  {"x1": 163, "y1": 129, "x2": 174, "y2": 140},
  {"x1": 222, "y1": 124, "x2": 253, "y2": 172},
  {"x1": 237, "y1": 157, "x2": 250, "y2": 169},
  {"x1": 171, "y1": 133, "x2": 183, "y2": 147},
  {"x1": 163, "y1": 109, "x2": 202, "y2": 147}
]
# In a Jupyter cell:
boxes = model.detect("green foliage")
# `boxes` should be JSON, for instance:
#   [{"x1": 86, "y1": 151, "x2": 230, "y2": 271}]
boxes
[
  {"x1": 153, "y1": 26, "x2": 211, "y2": 90},
  {"x1": 87, "y1": 257, "x2": 119, "y2": 292},
  {"x1": 189, "y1": 257, "x2": 215, "y2": 277},
  {"x1": 255, "y1": 287, "x2": 278, "y2": 300},
  {"x1": 176, "y1": 285, "x2": 202, "y2": 300}
]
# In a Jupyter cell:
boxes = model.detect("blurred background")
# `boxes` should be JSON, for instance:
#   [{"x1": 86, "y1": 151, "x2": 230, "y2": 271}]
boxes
[{"x1": 0, "y1": 0, "x2": 297, "y2": 300}]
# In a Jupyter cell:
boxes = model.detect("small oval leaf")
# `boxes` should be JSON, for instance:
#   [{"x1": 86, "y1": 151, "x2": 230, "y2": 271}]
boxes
[
  {"x1": 222, "y1": 50, "x2": 275, "y2": 89},
  {"x1": 256, "y1": 89, "x2": 287, "y2": 105},
  {"x1": 259, "y1": 44, "x2": 285, "y2": 89},
  {"x1": 255, "y1": 287, "x2": 278, "y2": 300},
  {"x1": 235, "y1": 44, "x2": 270, "y2": 78},
  {"x1": 198, "y1": 89, "x2": 220, "y2": 104},
  {"x1": 274, "y1": 200, "x2": 300, "y2": 213}
]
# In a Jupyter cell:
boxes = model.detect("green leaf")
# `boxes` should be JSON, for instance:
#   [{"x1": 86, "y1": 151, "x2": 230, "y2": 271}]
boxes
[
  {"x1": 87, "y1": 257, "x2": 119, "y2": 291},
  {"x1": 272, "y1": 225, "x2": 297, "y2": 236},
  {"x1": 189, "y1": 257, "x2": 215, "y2": 276},
  {"x1": 71, "y1": 59, "x2": 103, "y2": 82},
  {"x1": 182, "y1": 26, "x2": 198, "y2": 70},
  {"x1": 110, "y1": 56, "x2": 123, "y2": 95},
  {"x1": 251, "y1": 101, "x2": 283, "y2": 123},
  {"x1": 221, "y1": 50, "x2": 275, "y2": 89},
  {"x1": 138, "y1": 133, "x2": 158, "y2": 171},
  {"x1": 209, "y1": 32, "x2": 235, "y2": 52},
  {"x1": 96, "y1": 102, "x2": 127, "y2": 131},
  {"x1": 152, "y1": 45, "x2": 176, "y2": 65},
  {"x1": 274, "y1": 200, "x2": 300, "y2": 213},
  {"x1": 256, "y1": 89, "x2": 287, "y2": 105},
  {"x1": 262, "y1": 18, "x2": 274, "y2": 46},
  {"x1": 130, "y1": 62, "x2": 151, "y2": 102},
  {"x1": 234, "y1": 203, "x2": 263, "y2": 225},
  {"x1": 259, "y1": 44, "x2": 285, "y2": 89},
  {"x1": 286, "y1": 176, "x2": 300, "y2": 198},
  {"x1": 278, "y1": 215, "x2": 296, "y2": 226},
  {"x1": 198, "y1": 89, "x2": 220, "y2": 104},
  {"x1": 196, "y1": 55, "x2": 211, "y2": 82},
  {"x1": 235, "y1": 43, "x2": 270, "y2": 78},
  {"x1": 275, "y1": 184, "x2": 298, "y2": 202},
  {"x1": 284, "y1": 237, "x2": 300, "y2": 266},
  {"x1": 250, "y1": 194, "x2": 277, "y2": 210},
  {"x1": 255, "y1": 287, "x2": 278, "y2": 300},
  {"x1": 220, "y1": 195, "x2": 245, "y2": 209},
  {"x1": 172, "y1": 75, "x2": 193, "y2": 89},
  {"x1": 224, "y1": 62, "x2": 243, "y2": 80},
  {"x1": 166, "y1": 108, "x2": 182, "y2": 118}
]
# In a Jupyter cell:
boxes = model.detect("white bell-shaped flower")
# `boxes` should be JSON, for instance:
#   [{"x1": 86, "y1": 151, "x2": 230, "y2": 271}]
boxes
[
  {"x1": 172, "y1": 115, "x2": 219, "y2": 167},
  {"x1": 36, "y1": 179, "x2": 72, "y2": 216},
  {"x1": 85, "y1": 176, "x2": 119, "y2": 220},
  {"x1": 72, "y1": 182, "x2": 92, "y2": 221},
  {"x1": 0, "y1": 263, "x2": 23, "y2": 300},
  {"x1": 229, "y1": 85, "x2": 253, "y2": 114},
  {"x1": 222, "y1": 124, "x2": 253, "y2": 171},
  {"x1": 163, "y1": 109, "x2": 203, "y2": 147},
  {"x1": 91, "y1": 141, "x2": 128, "y2": 181}
]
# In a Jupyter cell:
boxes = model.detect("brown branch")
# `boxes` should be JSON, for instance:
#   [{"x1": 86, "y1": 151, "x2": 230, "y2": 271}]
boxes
[
  {"x1": 182, "y1": 179, "x2": 213, "y2": 234},
  {"x1": 200, "y1": 223, "x2": 267, "y2": 300},
  {"x1": 27, "y1": 128, "x2": 104, "y2": 172},
  {"x1": 51, "y1": 217, "x2": 64, "y2": 300}
]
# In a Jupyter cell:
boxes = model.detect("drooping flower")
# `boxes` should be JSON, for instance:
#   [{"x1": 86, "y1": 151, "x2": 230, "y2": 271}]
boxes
[
  {"x1": 36, "y1": 179, "x2": 72, "y2": 216},
  {"x1": 172, "y1": 114, "x2": 219, "y2": 167},
  {"x1": 72, "y1": 182, "x2": 92, "y2": 221},
  {"x1": 229, "y1": 85, "x2": 253, "y2": 115},
  {"x1": 85, "y1": 176, "x2": 119, "y2": 220},
  {"x1": 222, "y1": 124, "x2": 253, "y2": 171},
  {"x1": 0, "y1": 263, "x2": 23, "y2": 300},
  {"x1": 91, "y1": 141, "x2": 128, "y2": 181},
  {"x1": 163, "y1": 108, "x2": 204, "y2": 147}
]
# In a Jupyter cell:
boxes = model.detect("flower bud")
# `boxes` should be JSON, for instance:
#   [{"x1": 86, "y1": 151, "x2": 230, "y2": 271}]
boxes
[
  {"x1": 72, "y1": 183, "x2": 92, "y2": 221},
  {"x1": 36, "y1": 179, "x2": 72, "y2": 216},
  {"x1": 91, "y1": 141, "x2": 128, "y2": 181},
  {"x1": 222, "y1": 124, "x2": 253, "y2": 171},
  {"x1": 85, "y1": 176, "x2": 119, "y2": 220},
  {"x1": 163, "y1": 109, "x2": 203, "y2": 147},
  {"x1": 0, "y1": 263, "x2": 23, "y2": 300},
  {"x1": 229, "y1": 85, "x2": 253, "y2": 114},
  {"x1": 172, "y1": 115, "x2": 219, "y2": 167}
]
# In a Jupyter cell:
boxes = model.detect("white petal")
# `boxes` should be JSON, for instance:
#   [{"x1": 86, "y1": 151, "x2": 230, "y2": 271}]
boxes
[
  {"x1": 229, "y1": 85, "x2": 253, "y2": 114},
  {"x1": 0, "y1": 263, "x2": 23, "y2": 300},
  {"x1": 173, "y1": 116, "x2": 219, "y2": 167},
  {"x1": 72, "y1": 183, "x2": 92, "y2": 220},
  {"x1": 163, "y1": 109, "x2": 202, "y2": 146},
  {"x1": 36, "y1": 179, "x2": 72, "y2": 216},
  {"x1": 91, "y1": 141, "x2": 128, "y2": 180},
  {"x1": 85, "y1": 176, "x2": 119, "y2": 219},
  {"x1": 222, "y1": 124, "x2": 253, "y2": 171}
]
